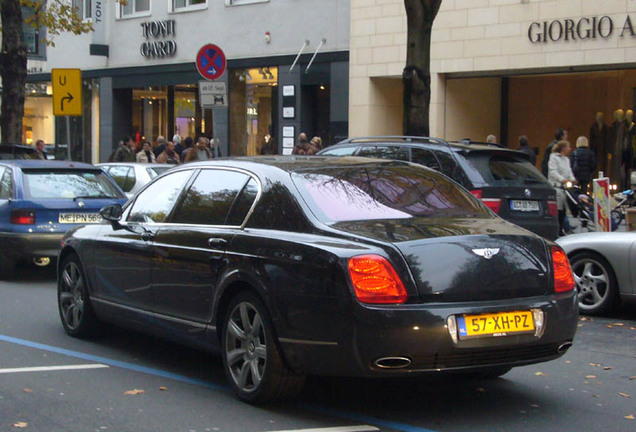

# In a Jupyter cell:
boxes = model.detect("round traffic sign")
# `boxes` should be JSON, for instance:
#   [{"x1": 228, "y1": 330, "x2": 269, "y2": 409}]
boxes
[{"x1": 196, "y1": 44, "x2": 226, "y2": 80}]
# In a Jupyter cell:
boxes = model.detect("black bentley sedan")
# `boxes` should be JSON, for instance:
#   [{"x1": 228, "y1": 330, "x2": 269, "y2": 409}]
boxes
[{"x1": 57, "y1": 157, "x2": 578, "y2": 404}]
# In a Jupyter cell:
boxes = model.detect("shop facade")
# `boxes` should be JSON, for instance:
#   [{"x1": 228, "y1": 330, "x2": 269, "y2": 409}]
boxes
[
  {"x1": 350, "y1": 0, "x2": 636, "y2": 187},
  {"x1": 22, "y1": 0, "x2": 350, "y2": 162}
]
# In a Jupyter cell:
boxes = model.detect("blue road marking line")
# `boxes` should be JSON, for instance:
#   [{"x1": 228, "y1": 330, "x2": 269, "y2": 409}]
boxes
[{"x1": 0, "y1": 333, "x2": 439, "y2": 432}]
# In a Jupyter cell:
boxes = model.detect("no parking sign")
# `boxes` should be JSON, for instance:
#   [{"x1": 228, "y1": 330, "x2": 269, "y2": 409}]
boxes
[{"x1": 196, "y1": 44, "x2": 226, "y2": 81}]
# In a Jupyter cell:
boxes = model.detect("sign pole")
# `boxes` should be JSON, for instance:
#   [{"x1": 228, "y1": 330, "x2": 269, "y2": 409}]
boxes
[{"x1": 66, "y1": 116, "x2": 71, "y2": 160}]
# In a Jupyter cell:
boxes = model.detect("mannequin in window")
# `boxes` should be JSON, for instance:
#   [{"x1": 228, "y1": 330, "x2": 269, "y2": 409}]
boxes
[
  {"x1": 590, "y1": 112, "x2": 608, "y2": 176},
  {"x1": 609, "y1": 109, "x2": 625, "y2": 185}
]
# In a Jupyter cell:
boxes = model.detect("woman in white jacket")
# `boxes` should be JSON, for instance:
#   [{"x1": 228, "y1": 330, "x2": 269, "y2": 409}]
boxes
[{"x1": 548, "y1": 140, "x2": 577, "y2": 235}]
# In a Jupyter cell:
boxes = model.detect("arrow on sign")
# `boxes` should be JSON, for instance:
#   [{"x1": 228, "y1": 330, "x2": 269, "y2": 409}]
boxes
[{"x1": 61, "y1": 92, "x2": 73, "y2": 111}]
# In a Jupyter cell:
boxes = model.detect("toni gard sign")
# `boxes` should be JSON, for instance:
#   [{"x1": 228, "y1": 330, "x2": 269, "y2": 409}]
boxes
[
  {"x1": 528, "y1": 15, "x2": 636, "y2": 44},
  {"x1": 140, "y1": 19, "x2": 177, "y2": 58}
]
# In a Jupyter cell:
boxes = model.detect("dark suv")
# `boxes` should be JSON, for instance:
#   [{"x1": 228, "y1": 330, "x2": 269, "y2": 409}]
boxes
[{"x1": 317, "y1": 136, "x2": 558, "y2": 240}]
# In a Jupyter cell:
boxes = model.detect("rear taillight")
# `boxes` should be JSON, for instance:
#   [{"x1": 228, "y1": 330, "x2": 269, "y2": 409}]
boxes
[
  {"x1": 552, "y1": 246, "x2": 575, "y2": 293},
  {"x1": 470, "y1": 189, "x2": 501, "y2": 213},
  {"x1": 348, "y1": 255, "x2": 407, "y2": 304},
  {"x1": 10, "y1": 210, "x2": 35, "y2": 225},
  {"x1": 547, "y1": 200, "x2": 558, "y2": 216}
]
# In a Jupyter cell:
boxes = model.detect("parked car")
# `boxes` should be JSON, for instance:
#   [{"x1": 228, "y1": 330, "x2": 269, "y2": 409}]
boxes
[
  {"x1": 0, "y1": 160, "x2": 127, "y2": 274},
  {"x1": 557, "y1": 232, "x2": 636, "y2": 315},
  {"x1": 0, "y1": 144, "x2": 39, "y2": 160},
  {"x1": 57, "y1": 157, "x2": 578, "y2": 404},
  {"x1": 318, "y1": 137, "x2": 559, "y2": 240},
  {"x1": 97, "y1": 162, "x2": 172, "y2": 198}
]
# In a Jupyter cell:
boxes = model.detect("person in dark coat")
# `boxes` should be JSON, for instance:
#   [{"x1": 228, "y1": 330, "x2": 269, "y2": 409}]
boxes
[
  {"x1": 541, "y1": 128, "x2": 567, "y2": 177},
  {"x1": 517, "y1": 135, "x2": 536, "y2": 166},
  {"x1": 570, "y1": 136, "x2": 597, "y2": 193}
]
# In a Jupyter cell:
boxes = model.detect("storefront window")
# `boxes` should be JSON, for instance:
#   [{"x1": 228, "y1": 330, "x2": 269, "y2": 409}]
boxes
[
  {"x1": 132, "y1": 87, "x2": 167, "y2": 144},
  {"x1": 229, "y1": 67, "x2": 278, "y2": 156},
  {"x1": 23, "y1": 83, "x2": 53, "y2": 146},
  {"x1": 174, "y1": 85, "x2": 197, "y2": 141}
]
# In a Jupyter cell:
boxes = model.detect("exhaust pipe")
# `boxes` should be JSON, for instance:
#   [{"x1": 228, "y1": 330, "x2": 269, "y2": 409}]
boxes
[
  {"x1": 374, "y1": 356, "x2": 412, "y2": 369},
  {"x1": 557, "y1": 341, "x2": 573, "y2": 354},
  {"x1": 33, "y1": 257, "x2": 51, "y2": 267}
]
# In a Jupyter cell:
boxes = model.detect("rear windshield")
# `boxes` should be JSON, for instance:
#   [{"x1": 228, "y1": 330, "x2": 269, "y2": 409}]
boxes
[
  {"x1": 292, "y1": 163, "x2": 486, "y2": 223},
  {"x1": 463, "y1": 153, "x2": 548, "y2": 187},
  {"x1": 22, "y1": 170, "x2": 125, "y2": 199}
]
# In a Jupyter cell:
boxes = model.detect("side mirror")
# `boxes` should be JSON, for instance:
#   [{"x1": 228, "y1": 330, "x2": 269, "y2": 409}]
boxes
[{"x1": 100, "y1": 204, "x2": 123, "y2": 222}]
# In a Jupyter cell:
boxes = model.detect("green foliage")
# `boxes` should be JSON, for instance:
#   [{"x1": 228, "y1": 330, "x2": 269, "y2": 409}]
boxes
[{"x1": 20, "y1": 0, "x2": 92, "y2": 45}]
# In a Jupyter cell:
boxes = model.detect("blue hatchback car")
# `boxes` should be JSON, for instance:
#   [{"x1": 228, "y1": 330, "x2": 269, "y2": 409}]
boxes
[{"x1": 0, "y1": 160, "x2": 127, "y2": 274}]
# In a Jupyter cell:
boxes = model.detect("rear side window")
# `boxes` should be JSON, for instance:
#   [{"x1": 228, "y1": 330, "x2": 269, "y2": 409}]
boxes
[
  {"x1": 22, "y1": 170, "x2": 125, "y2": 199},
  {"x1": 226, "y1": 178, "x2": 259, "y2": 226},
  {"x1": 465, "y1": 154, "x2": 548, "y2": 187},
  {"x1": 170, "y1": 169, "x2": 252, "y2": 226},
  {"x1": 293, "y1": 163, "x2": 486, "y2": 223},
  {"x1": 358, "y1": 145, "x2": 409, "y2": 161},
  {"x1": 411, "y1": 148, "x2": 441, "y2": 170},
  {"x1": 105, "y1": 165, "x2": 136, "y2": 192},
  {"x1": 0, "y1": 167, "x2": 13, "y2": 199},
  {"x1": 147, "y1": 166, "x2": 170, "y2": 178},
  {"x1": 434, "y1": 151, "x2": 471, "y2": 189}
]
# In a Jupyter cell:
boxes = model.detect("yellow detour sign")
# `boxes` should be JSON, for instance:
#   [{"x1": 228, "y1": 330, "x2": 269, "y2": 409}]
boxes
[{"x1": 52, "y1": 69, "x2": 82, "y2": 116}]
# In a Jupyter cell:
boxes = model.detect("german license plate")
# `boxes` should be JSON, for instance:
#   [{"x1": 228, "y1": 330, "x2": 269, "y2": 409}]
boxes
[
  {"x1": 511, "y1": 200, "x2": 539, "y2": 212},
  {"x1": 59, "y1": 213, "x2": 102, "y2": 224},
  {"x1": 457, "y1": 311, "x2": 535, "y2": 339}
]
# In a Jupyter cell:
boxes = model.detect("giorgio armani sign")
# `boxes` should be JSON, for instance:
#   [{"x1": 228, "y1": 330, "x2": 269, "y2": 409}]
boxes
[{"x1": 528, "y1": 15, "x2": 636, "y2": 44}]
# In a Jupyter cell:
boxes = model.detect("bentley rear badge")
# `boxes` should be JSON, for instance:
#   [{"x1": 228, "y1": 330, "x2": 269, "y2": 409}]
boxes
[{"x1": 472, "y1": 248, "x2": 500, "y2": 259}]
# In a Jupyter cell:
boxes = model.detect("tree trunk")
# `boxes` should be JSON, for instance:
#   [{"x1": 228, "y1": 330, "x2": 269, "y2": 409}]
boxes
[
  {"x1": 0, "y1": 0, "x2": 27, "y2": 144},
  {"x1": 403, "y1": 0, "x2": 441, "y2": 137}
]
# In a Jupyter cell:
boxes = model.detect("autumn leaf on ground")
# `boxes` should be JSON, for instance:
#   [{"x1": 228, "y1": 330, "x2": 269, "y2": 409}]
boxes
[
  {"x1": 619, "y1": 392, "x2": 631, "y2": 398},
  {"x1": 123, "y1": 389, "x2": 145, "y2": 395},
  {"x1": 589, "y1": 363, "x2": 601, "y2": 367},
  {"x1": 159, "y1": 386, "x2": 168, "y2": 391},
  {"x1": 610, "y1": 322, "x2": 625, "y2": 326},
  {"x1": 630, "y1": 326, "x2": 636, "y2": 330},
  {"x1": 625, "y1": 415, "x2": 634, "y2": 420},
  {"x1": 606, "y1": 325, "x2": 614, "y2": 329},
  {"x1": 580, "y1": 317, "x2": 592, "y2": 321},
  {"x1": 535, "y1": 372, "x2": 546, "y2": 376},
  {"x1": 12, "y1": 423, "x2": 28, "y2": 428},
  {"x1": 629, "y1": 376, "x2": 636, "y2": 381},
  {"x1": 603, "y1": 366, "x2": 613, "y2": 370},
  {"x1": 476, "y1": 387, "x2": 485, "y2": 392},
  {"x1": 586, "y1": 375, "x2": 597, "y2": 379},
  {"x1": 530, "y1": 404, "x2": 540, "y2": 408},
  {"x1": 23, "y1": 388, "x2": 33, "y2": 393}
]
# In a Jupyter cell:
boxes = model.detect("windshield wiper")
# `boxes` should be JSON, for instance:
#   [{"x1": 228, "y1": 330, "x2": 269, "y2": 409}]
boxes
[{"x1": 73, "y1": 194, "x2": 117, "y2": 200}]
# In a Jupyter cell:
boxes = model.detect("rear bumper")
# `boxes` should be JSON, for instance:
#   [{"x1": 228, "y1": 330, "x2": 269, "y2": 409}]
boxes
[
  {"x1": 510, "y1": 217, "x2": 559, "y2": 241},
  {"x1": 0, "y1": 232, "x2": 64, "y2": 260},
  {"x1": 279, "y1": 291, "x2": 578, "y2": 377}
]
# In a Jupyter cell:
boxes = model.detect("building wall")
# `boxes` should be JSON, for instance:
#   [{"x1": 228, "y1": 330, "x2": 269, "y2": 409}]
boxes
[{"x1": 350, "y1": 0, "x2": 636, "y2": 139}]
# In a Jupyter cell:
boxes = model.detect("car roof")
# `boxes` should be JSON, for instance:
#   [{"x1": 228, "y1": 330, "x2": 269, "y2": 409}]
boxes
[
  {"x1": 97, "y1": 162, "x2": 160, "y2": 168},
  {"x1": 326, "y1": 136, "x2": 525, "y2": 157},
  {"x1": 0, "y1": 159, "x2": 99, "y2": 170}
]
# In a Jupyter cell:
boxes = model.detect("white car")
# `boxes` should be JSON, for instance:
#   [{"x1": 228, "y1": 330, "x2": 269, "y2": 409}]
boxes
[{"x1": 97, "y1": 163, "x2": 172, "y2": 199}]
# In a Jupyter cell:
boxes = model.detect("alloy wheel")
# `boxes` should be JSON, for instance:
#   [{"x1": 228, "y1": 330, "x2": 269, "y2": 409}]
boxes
[
  {"x1": 59, "y1": 261, "x2": 85, "y2": 331},
  {"x1": 571, "y1": 258, "x2": 610, "y2": 312}
]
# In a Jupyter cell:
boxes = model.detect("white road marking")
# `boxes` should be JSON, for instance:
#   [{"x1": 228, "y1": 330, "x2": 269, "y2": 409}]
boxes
[
  {"x1": 0, "y1": 364, "x2": 109, "y2": 374},
  {"x1": 264, "y1": 427, "x2": 379, "y2": 432}
]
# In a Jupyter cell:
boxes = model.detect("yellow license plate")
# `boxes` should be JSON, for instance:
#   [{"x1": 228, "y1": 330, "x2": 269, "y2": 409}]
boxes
[{"x1": 457, "y1": 311, "x2": 535, "y2": 339}]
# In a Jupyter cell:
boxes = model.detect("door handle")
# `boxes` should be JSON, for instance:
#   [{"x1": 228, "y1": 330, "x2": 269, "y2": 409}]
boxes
[{"x1": 208, "y1": 238, "x2": 227, "y2": 249}]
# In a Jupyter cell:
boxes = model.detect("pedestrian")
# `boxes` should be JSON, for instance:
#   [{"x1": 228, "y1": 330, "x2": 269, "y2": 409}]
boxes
[
  {"x1": 570, "y1": 136, "x2": 597, "y2": 193},
  {"x1": 486, "y1": 134, "x2": 497, "y2": 144},
  {"x1": 136, "y1": 141, "x2": 156, "y2": 163},
  {"x1": 172, "y1": 129, "x2": 181, "y2": 147},
  {"x1": 292, "y1": 133, "x2": 309, "y2": 155},
  {"x1": 184, "y1": 136, "x2": 213, "y2": 162},
  {"x1": 517, "y1": 135, "x2": 536, "y2": 165},
  {"x1": 108, "y1": 140, "x2": 124, "y2": 162},
  {"x1": 548, "y1": 140, "x2": 577, "y2": 236},
  {"x1": 179, "y1": 136, "x2": 193, "y2": 160},
  {"x1": 541, "y1": 128, "x2": 568, "y2": 176},
  {"x1": 307, "y1": 136, "x2": 323, "y2": 155},
  {"x1": 34, "y1": 139, "x2": 47, "y2": 160},
  {"x1": 113, "y1": 136, "x2": 136, "y2": 162},
  {"x1": 156, "y1": 141, "x2": 180, "y2": 164},
  {"x1": 210, "y1": 136, "x2": 223, "y2": 158},
  {"x1": 153, "y1": 135, "x2": 167, "y2": 159}
]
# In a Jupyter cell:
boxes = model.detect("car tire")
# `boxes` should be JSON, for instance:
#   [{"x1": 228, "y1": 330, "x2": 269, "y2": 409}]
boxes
[
  {"x1": 569, "y1": 252, "x2": 619, "y2": 316},
  {"x1": 58, "y1": 253, "x2": 100, "y2": 338},
  {"x1": 222, "y1": 291, "x2": 305, "y2": 404}
]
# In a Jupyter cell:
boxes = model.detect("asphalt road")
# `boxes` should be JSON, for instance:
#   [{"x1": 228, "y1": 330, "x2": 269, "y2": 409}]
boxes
[{"x1": 0, "y1": 264, "x2": 634, "y2": 432}]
